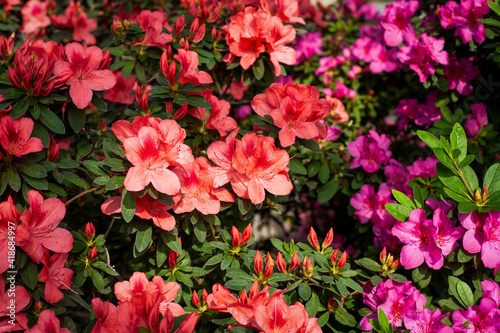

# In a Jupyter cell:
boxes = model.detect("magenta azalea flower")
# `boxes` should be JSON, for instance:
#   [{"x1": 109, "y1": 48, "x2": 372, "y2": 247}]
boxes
[
  {"x1": 405, "y1": 309, "x2": 453, "y2": 333},
  {"x1": 347, "y1": 130, "x2": 392, "y2": 173},
  {"x1": 445, "y1": 58, "x2": 480, "y2": 96},
  {"x1": 452, "y1": 298, "x2": 500, "y2": 332},
  {"x1": 380, "y1": 0, "x2": 419, "y2": 47},
  {"x1": 465, "y1": 103, "x2": 488, "y2": 136}
]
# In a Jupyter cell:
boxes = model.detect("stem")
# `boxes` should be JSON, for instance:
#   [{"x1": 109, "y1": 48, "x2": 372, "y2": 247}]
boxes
[
  {"x1": 65, "y1": 185, "x2": 104, "y2": 207},
  {"x1": 453, "y1": 160, "x2": 475, "y2": 198}
]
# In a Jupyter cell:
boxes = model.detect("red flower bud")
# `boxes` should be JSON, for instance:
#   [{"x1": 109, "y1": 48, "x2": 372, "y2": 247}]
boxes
[
  {"x1": 34, "y1": 300, "x2": 43, "y2": 311},
  {"x1": 211, "y1": 27, "x2": 217, "y2": 41},
  {"x1": 168, "y1": 250, "x2": 179, "y2": 267},
  {"x1": 174, "y1": 15, "x2": 185, "y2": 36},
  {"x1": 88, "y1": 247, "x2": 97, "y2": 260},
  {"x1": 331, "y1": 249, "x2": 338, "y2": 265},
  {"x1": 338, "y1": 251, "x2": 347, "y2": 269},
  {"x1": 231, "y1": 226, "x2": 240, "y2": 248},
  {"x1": 322, "y1": 228, "x2": 334, "y2": 249},
  {"x1": 302, "y1": 256, "x2": 313, "y2": 275},
  {"x1": 254, "y1": 251, "x2": 263, "y2": 274},
  {"x1": 308, "y1": 228, "x2": 320, "y2": 250},
  {"x1": 173, "y1": 102, "x2": 188, "y2": 120},
  {"x1": 189, "y1": 18, "x2": 200, "y2": 33},
  {"x1": 202, "y1": 289, "x2": 208, "y2": 303},
  {"x1": 240, "y1": 224, "x2": 252, "y2": 246},
  {"x1": 380, "y1": 247, "x2": 387, "y2": 264},
  {"x1": 276, "y1": 252, "x2": 286, "y2": 273},
  {"x1": 192, "y1": 290, "x2": 200, "y2": 307},
  {"x1": 47, "y1": 135, "x2": 60, "y2": 162},
  {"x1": 192, "y1": 24, "x2": 206, "y2": 44},
  {"x1": 327, "y1": 296, "x2": 334, "y2": 310},
  {"x1": 165, "y1": 100, "x2": 173, "y2": 114},
  {"x1": 84, "y1": 222, "x2": 95, "y2": 238},
  {"x1": 393, "y1": 259, "x2": 400, "y2": 269},
  {"x1": 289, "y1": 252, "x2": 299, "y2": 271},
  {"x1": 264, "y1": 252, "x2": 274, "y2": 278}
]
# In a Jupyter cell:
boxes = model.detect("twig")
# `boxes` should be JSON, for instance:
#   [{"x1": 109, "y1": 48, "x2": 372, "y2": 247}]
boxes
[
  {"x1": 146, "y1": 72, "x2": 160, "y2": 85},
  {"x1": 104, "y1": 217, "x2": 116, "y2": 240},
  {"x1": 65, "y1": 185, "x2": 105, "y2": 207}
]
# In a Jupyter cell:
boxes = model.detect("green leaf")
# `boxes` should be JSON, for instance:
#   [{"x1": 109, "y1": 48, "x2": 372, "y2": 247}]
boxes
[
  {"x1": 459, "y1": 155, "x2": 475, "y2": 168},
  {"x1": 20, "y1": 260, "x2": 38, "y2": 290},
  {"x1": 288, "y1": 159, "x2": 307, "y2": 175},
  {"x1": 456, "y1": 281, "x2": 475, "y2": 307},
  {"x1": 160, "y1": 230, "x2": 182, "y2": 254},
  {"x1": 437, "y1": 164, "x2": 471, "y2": 200},
  {"x1": 413, "y1": 184, "x2": 424, "y2": 209},
  {"x1": 11, "y1": 96, "x2": 29, "y2": 119},
  {"x1": 22, "y1": 174, "x2": 48, "y2": 190},
  {"x1": 238, "y1": 198, "x2": 252, "y2": 215},
  {"x1": 135, "y1": 227, "x2": 153, "y2": 253},
  {"x1": 434, "y1": 148, "x2": 455, "y2": 170},
  {"x1": 355, "y1": 258, "x2": 382, "y2": 272},
  {"x1": 252, "y1": 58, "x2": 265, "y2": 80},
  {"x1": 121, "y1": 61, "x2": 135, "y2": 78},
  {"x1": 62, "y1": 172, "x2": 87, "y2": 188},
  {"x1": 484, "y1": 163, "x2": 500, "y2": 193},
  {"x1": 121, "y1": 189, "x2": 136, "y2": 222},
  {"x1": 417, "y1": 131, "x2": 441, "y2": 149},
  {"x1": 7, "y1": 166, "x2": 21, "y2": 192},
  {"x1": 193, "y1": 221, "x2": 207, "y2": 243},
  {"x1": 392, "y1": 190, "x2": 416, "y2": 210},
  {"x1": 205, "y1": 253, "x2": 224, "y2": 266},
  {"x1": 39, "y1": 107, "x2": 65, "y2": 134},
  {"x1": 479, "y1": 18, "x2": 500, "y2": 28},
  {"x1": 91, "y1": 94, "x2": 107, "y2": 112},
  {"x1": 489, "y1": 0, "x2": 500, "y2": 16},
  {"x1": 32, "y1": 122, "x2": 50, "y2": 147},
  {"x1": 450, "y1": 123, "x2": 467, "y2": 163},
  {"x1": 317, "y1": 179, "x2": 339, "y2": 203},
  {"x1": 318, "y1": 162, "x2": 330, "y2": 184},
  {"x1": 305, "y1": 293, "x2": 320, "y2": 317},
  {"x1": 17, "y1": 162, "x2": 47, "y2": 178},
  {"x1": 91, "y1": 269, "x2": 107, "y2": 293},
  {"x1": 388, "y1": 273, "x2": 407, "y2": 283},
  {"x1": 68, "y1": 106, "x2": 86, "y2": 133},
  {"x1": 385, "y1": 203, "x2": 411, "y2": 222},
  {"x1": 105, "y1": 175, "x2": 125, "y2": 190},
  {"x1": 378, "y1": 308, "x2": 392, "y2": 332},
  {"x1": 298, "y1": 282, "x2": 311, "y2": 301},
  {"x1": 186, "y1": 95, "x2": 211, "y2": 108},
  {"x1": 31, "y1": 102, "x2": 41, "y2": 119},
  {"x1": 462, "y1": 166, "x2": 478, "y2": 192}
]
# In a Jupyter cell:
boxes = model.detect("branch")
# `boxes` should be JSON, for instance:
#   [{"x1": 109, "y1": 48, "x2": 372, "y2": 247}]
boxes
[{"x1": 65, "y1": 185, "x2": 105, "y2": 207}]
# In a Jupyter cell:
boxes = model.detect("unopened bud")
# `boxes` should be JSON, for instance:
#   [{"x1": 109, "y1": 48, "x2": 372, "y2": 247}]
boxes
[
  {"x1": 34, "y1": 300, "x2": 43, "y2": 311},
  {"x1": 174, "y1": 15, "x2": 185, "y2": 36},
  {"x1": 331, "y1": 249, "x2": 338, "y2": 265},
  {"x1": 474, "y1": 189, "x2": 481, "y2": 202},
  {"x1": 168, "y1": 250, "x2": 179, "y2": 267},
  {"x1": 264, "y1": 253, "x2": 274, "y2": 278},
  {"x1": 192, "y1": 290, "x2": 200, "y2": 307},
  {"x1": 483, "y1": 186, "x2": 488, "y2": 202},
  {"x1": 88, "y1": 247, "x2": 97, "y2": 260},
  {"x1": 231, "y1": 226, "x2": 240, "y2": 248},
  {"x1": 337, "y1": 251, "x2": 347, "y2": 269},
  {"x1": 322, "y1": 228, "x2": 333, "y2": 249},
  {"x1": 202, "y1": 289, "x2": 208, "y2": 303},
  {"x1": 254, "y1": 251, "x2": 263, "y2": 274},
  {"x1": 276, "y1": 252, "x2": 286, "y2": 273},
  {"x1": 380, "y1": 247, "x2": 387, "y2": 264},
  {"x1": 84, "y1": 222, "x2": 95, "y2": 238},
  {"x1": 308, "y1": 228, "x2": 320, "y2": 251},
  {"x1": 289, "y1": 252, "x2": 299, "y2": 271}
]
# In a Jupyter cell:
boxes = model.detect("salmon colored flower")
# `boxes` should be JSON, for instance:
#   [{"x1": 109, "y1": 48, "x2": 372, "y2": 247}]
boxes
[
  {"x1": 173, "y1": 157, "x2": 234, "y2": 215},
  {"x1": 38, "y1": 252, "x2": 74, "y2": 304},
  {"x1": 0, "y1": 277, "x2": 29, "y2": 331},
  {"x1": 51, "y1": 1, "x2": 98, "y2": 44},
  {"x1": 54, "y1": 42, "x2": 116, "y2": 109},
  {"x1": 275, "y1": 0, "x2": 306, "y2": 24},
  {"x1": 101, "y1": 192, "x2": 181, "y2": 231},
  {"x1": 118, "y1": 118, "x2": 193, "y2": 195},
  {"x1": 25, "y1": 310, "x2": 71, "y2": 333},
  {"x1": 174, "y1": 49, "x2": 213, "y2": 85},
  {"x1": 103, "y1": 71, "x2": 136, "y2": 104},
  {"x1": 21, "y1": 0, "x2": 51, "y2": 35},
  {"x1": 251, "y1": 82, "x2": 332, "y2": 147},
  {"x1": 0, "y1": 114, "x2": 44, "y2": 157},
  {"x1": 208, "y1": 131, "x2": 293, "y2": 204},
  {"x1": 223, "y1": 7, "x2": 296, "y2": 76},
  {"x1": 0, "y1": 196, "x2": 20, "y2": 273},
  {"x1": 15, "y1": 190, "x2": 73, "y2": 264},
  {"x1": 132, "y1": 10, "x2": 173, "y2": 48}
]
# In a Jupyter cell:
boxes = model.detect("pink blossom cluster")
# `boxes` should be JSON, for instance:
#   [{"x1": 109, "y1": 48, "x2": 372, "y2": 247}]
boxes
[
  {"x1": 347, "y1": 130, "x2": 392, "y2": 173},
  {"x1": 394, "y1": 93, "x2": 441, "y2": 130},
  {"x1": 294, "y1": 31, "x2": 323, "y2": 64},
  {"x1": 438, "y1": 0, "x2": 490, "y2": 44}
]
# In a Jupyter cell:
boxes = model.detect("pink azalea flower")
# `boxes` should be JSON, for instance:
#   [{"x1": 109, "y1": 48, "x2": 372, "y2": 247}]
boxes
[
  {"x1": 350, "y1": 184, "x2": 396, "y2": 227},
  {"x1": 0, "y1": 114, "x2": 44, "y2": 157},
  {"x1": 15, "y1": 191, "x2": 74, "y2": 264},
  {"x1": 206, "y1": 95, "x2": 238, "y2": 138},
  {"x1": 21, "y1": 0, "x2": 51, "y2": 35},
  {"x1": 51, "y1": 1, "x2": 98, "y2": 44},
  {"x1": 172, "y1": 157, "x2": 234, "y2": 215},
  {"x1": 347, "y1": 130, "x2": 392, "y2": 173},
  {"x1": 405, "y1": 309, "x2": 453, "y2": 333},
  {"x1": 25, "y1": 310, "x2": 71, "y2": 333},
  {"x1": 0, "y1": 196, "x2": 20, "y2": 274},
  {"x1": 481, "y1": 280, "x2": 500, "y2": 306},
  {"x1": 438, "y1": 0, "x2": 489, "y2": 44},
  {"x1": 0, "y1": 276, "x2": 29, "y2": 331},
  {"x1": 452, "y1": 298, "x2": 500, "y2": 332},
  {"x1": 380, "y1": 0, "x2": 419, "y2": 47},
  {"x1": 408, "y1": 156, "x2": 438, "y2": 180},
  {"x1": 384, "y1": 159, "x2": 411, "y2": 195},
  {"x1": 459, "y1": 211, "x2": 500, "y2": 271},
  {"x1": 368, "y1": 44, "x2": 400, "y2": 74},
  {"x1": 395, "y1": 98, "x2": 420, "y2": 130},
  {"x1": 173, "y1": 49, "x2": 213, "y2": 85},
  {"x1": 465, "y1": 103, "x2": 488, "y2": 136},
  {"x1": 445, "y1": 58, "x2": 480, "y2": 96},
  {"x1": 294, "y1": 32, "x2": 323, "y2": 64},
  {"x1": 38, "y1": 252, "x2": 74, "y2": 304},
  {"x1": 397, "y1": 34, "x2": 449, "y2": 83},
  {"x1": 132, "y1": 10, "x2": 173, "y2": 48},
  {"x1": 54, "y1": 43, "x2": 116, "y2": 109},
  {"x1": 103, "y1": 71, "x2": 136, "y2": 104},
  {"x1": 315, "y1": 56, "x2": 337, "y2": 76}
]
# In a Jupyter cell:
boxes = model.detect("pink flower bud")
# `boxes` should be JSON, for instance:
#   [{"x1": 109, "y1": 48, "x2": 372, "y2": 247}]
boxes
[
  {"x1": 231, "y1": 226, "x2": 240, "y2": 248},
  {"x1": 289, "y1": 252, "x2": 299, "y2": 271},
  {"x1": 84, "y1": 222, "x2": 95, "y2": 238},
  {"x1": 174, "y1": 15, "x2": 185, "y2": 36},
  {"x1": 254, "y1": 251, "x2": 263, "y2": 274},
  {"x1": 192, "y1": 290, "x2": 200, "y2": 307},
  {"x1": 308, "y1": 227, "x2": 320, "y2": 250},
  {"x1": 338, "y1": 251, "x2": 347, "y2": 269},
  {"x1": 240, "y1": 224, "x2": 252, "y2": 245},
  {"x1": 322, "y1": 228, "x2": 333, "y2": 249},
  {"x1": 88, "y1": 247, "x2": 97, "y2": 260},
  {"x1": 276, "y1": 252, "x2": 286, "y2": 273}
]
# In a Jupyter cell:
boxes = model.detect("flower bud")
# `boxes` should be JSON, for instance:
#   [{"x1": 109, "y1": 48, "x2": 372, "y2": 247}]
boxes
[
  {"x1": 84, "y1": 222, "x2": 95, "y2": 238},
  {"x1": 168, "y1": 250, "x2": 179, "y2": 267},
  {"x1": 331, "y1": 249, "x2": 338, "y2": 265},
  {"x1": 483, "y1": 186, "x2": 488, "y2": 202},
  {"x1": 263, "y1": 253, "x2": 274, "y2": 278},
  {"x1": 337, "y1": 251, "x2": 347, "y2": 269},
  {"x1": 308, "y1": 228, "x2": 320, "y2": 251},
  {"x1": 173, "y1": 102, "x2": 188, "y2": 120},
  {"x1": 254, "y1": 251, "x2": 263, "y2": 274},
  {"x1": 393, "y1": 259, "x2": 400, "y2": 269},
  {"x1": 88, "y1": 247, "x2": 97, "y2": 260},
  {"x1": 192, "y1": 290, "x2": 200, "y2": 308},
  {"x1": 211, "y1": 27, "x2": 217, "y2": 41},
  {"x1": 192, "y1": 24, "x2": 206, "y2": 44},
  {"x1": 302, "y1": 256, "x2": 313, "y2": 276},
  {"x1": 174, "y1": 15, "x2": 185, "y2": 36},
  {"x1": 240, "y1": 223, "x2": 252, "y2": 246},
  {"x1": 34, "y1": 300, "x2": 43, "y2": 311},
  {"x1": 202, "y1": 289, "x2": 208, "y2": 303},
  {"x1": 289, "y1": 252, "x2": 299, "y2": 271},
  {"x1": 380, "y1": 247, "x2": 387, "y2": 264},
  {"x1": 276, "y1": 252, "x2": 286, "y2": 273},
  {"x1": 165, "y1": 100, "x2": 173, "y2": 114},
  {"x1": 189, "y1": 18, "x2": 200, "y2": 33},
  {"x1": 322, "y1": 228, "x2": 333, "y2": 249},
  {"x1": 231, "y1": 226, "x2": 240, "y2": 248},
  {"x1": 47, "y1": 135, "x2": 60, "y2": 162},
  {"x1": 474, "y1": 189, "x2": 481, "y2": 202}
]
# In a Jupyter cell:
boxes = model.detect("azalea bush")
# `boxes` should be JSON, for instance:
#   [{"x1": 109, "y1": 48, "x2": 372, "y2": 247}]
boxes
[{"x1": 1, "y1": 0, "x2": 500, "y2": 332}]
